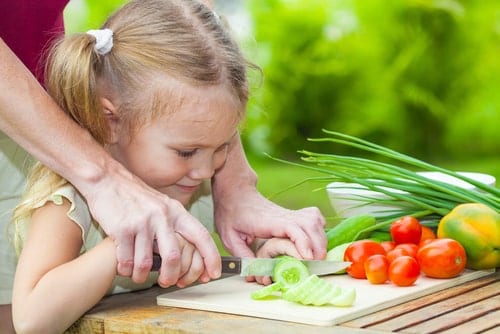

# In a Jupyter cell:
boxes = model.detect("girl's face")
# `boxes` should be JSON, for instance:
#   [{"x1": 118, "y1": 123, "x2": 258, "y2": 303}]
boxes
[{"x1": 108, "y1": 83, "x2": 242, "y2": 206}]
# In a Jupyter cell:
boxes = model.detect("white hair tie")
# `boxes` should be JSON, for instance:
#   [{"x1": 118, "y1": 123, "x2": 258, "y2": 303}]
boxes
[{"x1": 86, "y1": 28, "x2": 114, "y2": 55}]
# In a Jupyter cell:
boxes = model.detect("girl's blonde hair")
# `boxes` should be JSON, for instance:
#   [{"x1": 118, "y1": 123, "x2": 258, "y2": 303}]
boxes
[{"x1": 13, "y1": 0, "x2": 253, "y2": 237}]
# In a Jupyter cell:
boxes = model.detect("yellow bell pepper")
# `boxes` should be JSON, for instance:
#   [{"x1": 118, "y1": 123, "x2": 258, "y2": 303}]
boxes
[{"x1": 438, "y1": 203, "x2": 500, "y2": 270}]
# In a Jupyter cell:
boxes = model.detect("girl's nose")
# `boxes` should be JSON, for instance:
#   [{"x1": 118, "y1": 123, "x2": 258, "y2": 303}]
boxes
[{"x1": 190, "y1": 158, "x2": 215, "y2": 180}]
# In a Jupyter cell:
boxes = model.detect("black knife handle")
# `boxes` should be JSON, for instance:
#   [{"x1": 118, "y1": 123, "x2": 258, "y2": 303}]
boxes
[
  {"x1": 151, "y1": 255, "x2": 241, "y2": 274},
  {"x1": 221, "y1": 256, "x2": 241, "y2": 274},
  {"x1": 152, "y1": 254, "x2": 162, "y2": 271}
]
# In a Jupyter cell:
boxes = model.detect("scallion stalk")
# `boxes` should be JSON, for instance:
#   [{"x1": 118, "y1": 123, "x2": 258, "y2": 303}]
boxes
[{"x1": 271, "y1": 130, "x2": 499, "y2": 222}]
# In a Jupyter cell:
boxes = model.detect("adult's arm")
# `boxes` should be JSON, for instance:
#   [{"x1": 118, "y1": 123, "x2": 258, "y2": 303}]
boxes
[
  {"x1": 212, "y1": 134, "x2": 327, "y2": 260},
  {"x1": 0, "y1": 39, "x2": 221, "y2": 286}
]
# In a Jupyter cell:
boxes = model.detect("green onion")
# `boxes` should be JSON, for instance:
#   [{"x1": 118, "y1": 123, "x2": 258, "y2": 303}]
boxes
[{"x1": 271, "y1": 130, "x2": 499, "y2": 223}]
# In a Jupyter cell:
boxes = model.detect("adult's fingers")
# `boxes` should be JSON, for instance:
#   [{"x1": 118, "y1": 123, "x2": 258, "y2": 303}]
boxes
[
  {"x1": 154, "y1": 225, "x2": 182, "y2": 288},
  {"x1": 115, "y1": 232, "x2": 135, "y2": 277},
  {"x1": 174, "y1": 211, "x2": 221, "y2": 279},
  {"x1": 219, "y1": 230, "x2": 256, "y2": 258},
  {"x1": 279, "y1": 207, "x2": 327, "y2": 260},
  {"x1": 131, "y1": 231, "x2": 155, "y2": 283},
  {"x1": 297, "y1": 207, "x2": 327, "y2": 259}
]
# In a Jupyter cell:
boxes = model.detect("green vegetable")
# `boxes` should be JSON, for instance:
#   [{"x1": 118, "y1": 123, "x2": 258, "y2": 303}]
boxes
[
  {"x1": 272, "y1": 256, "x2": 310, "y2": 291},
  {"x1": 250, "y1": 282, "x2": 283, "y2": 300},
  {"x1": 326, "y1": 214, "x2": 376, "y2": 250},
  {"x1": 283, "y1": 275, "x2": 356, "y2": 306},
  {"x1": 326, "y1": 242, "x2": 352, "y2": 274},
  {"x1": 270, "y1": 130, "x2": 499, "y2": 223},
  {"x1": 368, "y1": 230, "x2": 392, "y2": 242},
  {"x1": 251, "y1": 258, "x2": 356, "y2": 307}
]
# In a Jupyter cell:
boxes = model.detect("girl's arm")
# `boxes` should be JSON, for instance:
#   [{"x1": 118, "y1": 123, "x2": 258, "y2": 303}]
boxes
[{"x1": 12, "y1": 199, "x2": 116, "y2": 334}]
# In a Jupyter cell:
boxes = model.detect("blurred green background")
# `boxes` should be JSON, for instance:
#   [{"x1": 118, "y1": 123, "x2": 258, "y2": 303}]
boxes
[{"x1": 65, "y1": 0, "x2": 499, "y2": 224}]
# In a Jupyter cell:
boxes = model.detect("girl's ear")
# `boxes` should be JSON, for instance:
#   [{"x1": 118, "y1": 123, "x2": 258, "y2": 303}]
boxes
[{"x1": 100, "y1": 97, "x2": 121, "y2": 144}]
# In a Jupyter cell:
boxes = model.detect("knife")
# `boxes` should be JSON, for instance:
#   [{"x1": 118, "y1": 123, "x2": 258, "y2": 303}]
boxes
[{"x1": 151, "y1": 255, "x2": 350, "y2": 276}]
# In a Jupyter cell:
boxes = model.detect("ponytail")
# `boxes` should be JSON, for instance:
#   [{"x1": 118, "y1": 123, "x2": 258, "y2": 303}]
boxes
[{"x1": 45, "y1": 33, "x2": 110, "y2": 144}]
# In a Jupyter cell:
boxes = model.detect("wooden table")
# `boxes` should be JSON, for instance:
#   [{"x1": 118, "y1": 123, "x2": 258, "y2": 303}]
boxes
[{"x1": 66, "y1": 269, "x2": 499, "y2": 334}]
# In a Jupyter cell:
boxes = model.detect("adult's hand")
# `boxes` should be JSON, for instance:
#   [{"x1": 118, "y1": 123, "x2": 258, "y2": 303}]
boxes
[
  {"x1": 82, "y1": 163, "x2": 221, "y2": 286},
  {"x1": 0, "y1": 39, "x2": 221, "y2": 287},
  {"x1": 212, "y1": 135, "x2": 327, "y2": 260}
]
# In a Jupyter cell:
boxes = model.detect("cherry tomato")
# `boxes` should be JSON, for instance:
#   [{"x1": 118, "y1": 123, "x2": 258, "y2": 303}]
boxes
[
  {"x1": 419, "y1": 225, "x2": 437, "y2": 245},
  {"x1": 417, "y1": 238, "x2": 466, "y2": 278},
  {"x1": 386, "y1": 247, "x2": 411, "y2": 263},
  {"x1": 394, "y1": 243, "x2": 419, "y2": 259},
  {"x1": 380, "y1": 241, "x2": 396, "y2": 253},
  {"x1": 388, "y1": 255, "x2": 420, "y2": 286},
  {"x1": 344, "y1": 240, "x2": 386, "y2": 279},
  {"x1": 364, "y1": 254, "x2": 389, "y2": 284},
  {"x1": 390, "y1": 216, "x2": 422, "y2": 245}
]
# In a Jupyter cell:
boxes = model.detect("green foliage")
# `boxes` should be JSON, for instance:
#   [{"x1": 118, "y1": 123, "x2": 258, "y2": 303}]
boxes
[
  {"x1": 65, "y1": 0, "x2": 499, "y2": 162},
  {"x1": 64, "y1": 0, "x2": 126, "y2": 33},
  {"x1": 242, "y1": 0, "x2": 500, "y2": 161}
]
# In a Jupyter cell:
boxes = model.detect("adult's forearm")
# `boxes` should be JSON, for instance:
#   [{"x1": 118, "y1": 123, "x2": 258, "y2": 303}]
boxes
[
  {"x1": 0, "y1": 38, "x2": 113, "y2": 193},
  {"x1": 212, "y1": 133, "x2": 258, "y2": 198}
]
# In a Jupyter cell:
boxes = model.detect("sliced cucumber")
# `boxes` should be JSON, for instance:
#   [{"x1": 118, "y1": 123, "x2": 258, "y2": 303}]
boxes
[
  {"x1": 329, "y1": 286, "x2": 356, "y2": 307},
  {"x1": 250, "y1": 256, "x2": 356, "y2": 307},
  {"x1": 283, "y1": 275, "x2": 343, "y2": 306},
  {"x1": 272, "y1": 256, "x2": 310, "y2": 291},
  {"x1": 250, "y1": 282, "x2": 283, "y2": 300}
]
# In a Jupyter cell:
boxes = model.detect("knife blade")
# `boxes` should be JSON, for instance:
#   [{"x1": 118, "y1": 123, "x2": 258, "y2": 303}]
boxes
[{"x1": 151, "y1": 255, "x2": 350, "y2": 276}]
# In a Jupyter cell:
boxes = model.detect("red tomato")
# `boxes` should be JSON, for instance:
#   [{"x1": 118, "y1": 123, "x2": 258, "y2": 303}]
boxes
[
  {"x1": 420, "y1": 225, "x2": 437, "y2": 240},
  {"x1": 388, "y1": 255, "x2": 420, "y2": 286},
  {"x1": 390, "y1": 216, "x2": 422, "y2": 245},
  {"x1": 386, "y1": 247, "x2": 411, "y2": 263},
  {"x1": 417, "y1": 238, "x2": 467, "y2": 278},
  {"x1": 394, "y1": 243, "x2": 419, "y2": 259},
  {"x1": 380, "y1": 241, "x2": 396, "y2": 253},
  {"x1": 344, "y1": 240, "x2": 386, "y2": 279},
  {"x1": 364, "y1": 254, "x2": 389, "y2": 284},
  {"x1": 419, "y1": 225, "x2": 437, "y2": 245}
]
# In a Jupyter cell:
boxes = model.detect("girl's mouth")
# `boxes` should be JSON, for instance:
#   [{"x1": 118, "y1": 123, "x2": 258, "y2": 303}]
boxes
[{"x1": 176, "y1": 184, "x2": 200, "y2": 193}]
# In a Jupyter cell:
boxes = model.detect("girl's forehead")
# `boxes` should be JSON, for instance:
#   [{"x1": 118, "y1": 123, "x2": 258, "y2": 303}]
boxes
[
  {"x1": 150, "y1": 76, "x2": 243, "y2": 116},
  {"x1": 150, "y1": 80, "x2": 242, "y2": 131}
]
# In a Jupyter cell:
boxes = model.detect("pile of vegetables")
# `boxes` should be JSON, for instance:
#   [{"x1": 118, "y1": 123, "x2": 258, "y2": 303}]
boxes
[
  {"x1": 250, "y1": 131, "x2": 498, "y2": 305},
  {"x1": 325, "y1": 215, "x2": 469, "y2": 287},
  {"x1": 277, "y1": 130, "x2": 498, "y2": 270}
]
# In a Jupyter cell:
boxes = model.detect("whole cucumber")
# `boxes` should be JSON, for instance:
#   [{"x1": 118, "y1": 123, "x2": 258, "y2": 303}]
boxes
[{"x1": 326, "y1": 214, "x2": 376, "y2": 250}]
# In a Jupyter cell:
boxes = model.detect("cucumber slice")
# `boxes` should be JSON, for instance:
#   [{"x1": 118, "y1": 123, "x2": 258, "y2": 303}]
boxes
[
  {"x1": 283, "y1": 275, "x2": 341, "y2": 306},
  {"x1": 250, "y1": 282, "x2": 284, "y2": 300},
  {"x1": 329, "y1": 286, "x2": 356, "y2": 307},
  {"x1": 272, "y1": 256, "x2": 310, "y2": 291},
  {"x1": 250, "y1": 256, "x2": 356, "y2": 307}
]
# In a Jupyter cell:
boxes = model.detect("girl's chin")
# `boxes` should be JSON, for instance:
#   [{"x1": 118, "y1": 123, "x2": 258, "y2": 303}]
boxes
[{"x1": 169, "y1": 194, "x2": 193, "y2": 207}]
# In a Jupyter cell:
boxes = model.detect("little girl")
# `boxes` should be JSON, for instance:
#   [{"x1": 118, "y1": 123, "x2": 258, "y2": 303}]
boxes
[{"x1": 11, "y1": 0, "x2": 305, "y2": 333}]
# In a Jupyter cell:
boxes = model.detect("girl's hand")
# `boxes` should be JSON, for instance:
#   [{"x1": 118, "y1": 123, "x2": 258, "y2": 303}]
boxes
[{"x1": 172, "y1": 233, "x2": 207, "y2": 288}]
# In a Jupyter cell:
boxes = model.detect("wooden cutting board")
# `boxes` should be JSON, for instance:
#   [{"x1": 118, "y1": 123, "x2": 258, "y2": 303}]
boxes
[{"x1": 157, "y1": 269, "x2": 492, "y2": 326}]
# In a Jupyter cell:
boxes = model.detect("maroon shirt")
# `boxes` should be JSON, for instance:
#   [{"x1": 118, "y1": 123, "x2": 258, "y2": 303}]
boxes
[{"x1": 0, "y1": 0, "x2": 69, "y2": 83}]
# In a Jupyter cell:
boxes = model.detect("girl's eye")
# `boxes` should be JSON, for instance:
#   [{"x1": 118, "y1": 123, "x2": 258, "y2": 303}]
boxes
[{"x1": 177, "y1": 149, "x2": 197, "y2": 158}]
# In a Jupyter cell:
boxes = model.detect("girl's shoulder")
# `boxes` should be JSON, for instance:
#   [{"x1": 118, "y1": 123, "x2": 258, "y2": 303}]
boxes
[{"x1": 14, "y1": 183, "x2": 94, "y2": 255}]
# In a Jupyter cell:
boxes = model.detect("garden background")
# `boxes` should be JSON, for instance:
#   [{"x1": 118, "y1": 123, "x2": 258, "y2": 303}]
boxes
[{"x1": 65, "y1": 0, "x2": 500, "y2": 224}]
